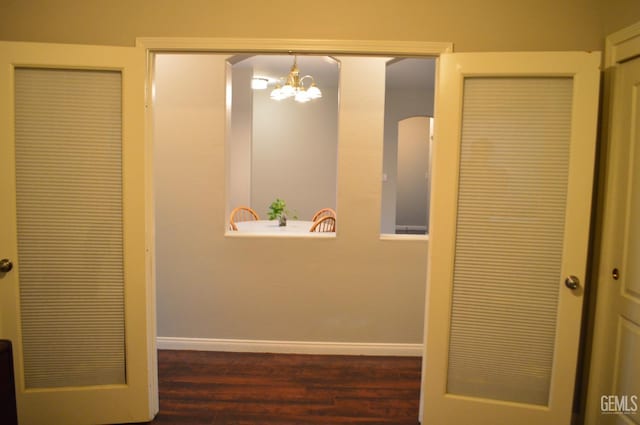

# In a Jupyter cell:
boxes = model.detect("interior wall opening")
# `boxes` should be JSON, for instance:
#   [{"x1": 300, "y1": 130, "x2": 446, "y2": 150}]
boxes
[
  {"x1": 380, "y1": 57, "x2": 436, "y2": 237},
  {"x1": 227, "y1": 54, "x2": 340, "y2": 231}
]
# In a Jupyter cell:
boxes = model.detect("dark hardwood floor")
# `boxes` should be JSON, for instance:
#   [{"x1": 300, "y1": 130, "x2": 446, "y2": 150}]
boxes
[{"x1": 142, "y1": 350, "x2": 422, "y2": 425}]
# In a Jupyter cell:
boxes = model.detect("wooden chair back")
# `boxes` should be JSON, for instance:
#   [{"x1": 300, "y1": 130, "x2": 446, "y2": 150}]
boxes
[
  {"x1": 309, "y1": 215, "x2": 336, "y2": 232},
  {"x1": 311, "y1": 208, "x2": 336, "y2": 222},
  {"x1": 229, "y1": 206, "x2": 259, "y2": 231}
]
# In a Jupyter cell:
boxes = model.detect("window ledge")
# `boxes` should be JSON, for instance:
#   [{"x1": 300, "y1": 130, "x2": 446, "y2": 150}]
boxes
[
  {"x1": 225, "y1": 231, "x2": 335, "y2": 239},
  {"x1": 380, "y1": 233, "x2": 429, "y2": 241}
]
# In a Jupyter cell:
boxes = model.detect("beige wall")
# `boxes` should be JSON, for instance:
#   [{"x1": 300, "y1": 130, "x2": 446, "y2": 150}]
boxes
[
  {"x1": 155, "y1": 53, "x2": 428, "y2": 343},
  {"x1": 0, "y1": 0, "x2": 614, "y2": 51},
  {"x1": 600, "y1": 0, "x2": 640, "y2": 35}
]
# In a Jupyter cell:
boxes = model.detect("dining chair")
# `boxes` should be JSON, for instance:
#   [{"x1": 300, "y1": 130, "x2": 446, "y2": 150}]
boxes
[
  {"x1": 311, "y1": 207, "x2": 336, "y2": 222},
  {"x1": 229, "y1": 206, "x2": 259, "y2": 231},
  {"x1": 309, "y1": 215, "x2": 336, "y2": 232}
]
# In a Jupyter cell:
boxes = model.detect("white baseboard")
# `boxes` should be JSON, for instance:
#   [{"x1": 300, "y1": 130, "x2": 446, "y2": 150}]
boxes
[{"x1": 157, "y1": 337, "x2": 423, "y2": 357}]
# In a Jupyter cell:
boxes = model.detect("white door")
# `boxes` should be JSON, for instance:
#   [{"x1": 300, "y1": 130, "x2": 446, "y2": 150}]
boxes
[
  {"x1": 0, "y1": 42, "x2": 157, "y2": 424},
  {"x1": 586, "y1": 23, "x2": 640, "y2": 425},
  {"x1": 422, "y1": 52, "x2": 600, "y2": 424}
]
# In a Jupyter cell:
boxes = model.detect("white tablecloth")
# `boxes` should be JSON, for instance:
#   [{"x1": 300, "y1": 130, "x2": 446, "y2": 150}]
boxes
[{"x1": 233, "y1": 220, "x2": 334, "y2": 236}]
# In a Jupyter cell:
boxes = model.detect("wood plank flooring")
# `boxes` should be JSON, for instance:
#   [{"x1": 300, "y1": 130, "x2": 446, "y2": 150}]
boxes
[{"x1": 141, "y1": 350, "x2": 422, "y2": 425}]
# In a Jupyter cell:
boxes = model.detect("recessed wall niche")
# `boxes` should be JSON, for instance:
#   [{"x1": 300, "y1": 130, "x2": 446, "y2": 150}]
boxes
[{"x1": 227, "y1": 55, "x2": 340, "y2": 223}]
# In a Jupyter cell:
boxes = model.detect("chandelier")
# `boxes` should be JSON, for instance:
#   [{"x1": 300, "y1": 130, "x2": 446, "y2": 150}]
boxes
[{"x1": 270, "y1": 56, "x2": 322, "y2": 103}]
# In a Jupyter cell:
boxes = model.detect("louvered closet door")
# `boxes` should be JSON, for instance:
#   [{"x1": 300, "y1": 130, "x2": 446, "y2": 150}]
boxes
[
  {"x1": 15, "y1": 67, "x2": 126, "y2": 390},
  {"x1": 421, "y1": 52, "x2": 600, "y2": 425},
  {"x1": 0, "y1": 41, "x2": 156, "y2": 425}
]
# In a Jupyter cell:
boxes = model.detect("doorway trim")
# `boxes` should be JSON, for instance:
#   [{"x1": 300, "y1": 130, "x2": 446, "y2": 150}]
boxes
[
  {"x1": 138, "y1": 34, "x2": 452, "y2": 405},
  {"x1": 604, "y1": 21, "x2": 640, "y2": 67},
  {"x1": 136, "y1": 37, "x2": 452, "y2": 56}
]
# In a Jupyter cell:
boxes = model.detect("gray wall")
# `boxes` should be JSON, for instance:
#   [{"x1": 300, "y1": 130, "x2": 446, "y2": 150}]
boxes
[
  {"x1": 228, "y1": 66, "x2": 253, "y2": 209},
  {"x1": 251, "y1": 87, "x2": 338, "y2": 220},
  {"x1": 396, "y1": 116, "x2": 432, "y2": 230},
  {"x1": 381, "y1": 86, "x2": 435, "y2": 234}
]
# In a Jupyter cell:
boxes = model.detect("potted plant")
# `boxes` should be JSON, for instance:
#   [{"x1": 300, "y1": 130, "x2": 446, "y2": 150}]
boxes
[{"x1": 267, "y1": 198, "x2": 296, "y2": 226}]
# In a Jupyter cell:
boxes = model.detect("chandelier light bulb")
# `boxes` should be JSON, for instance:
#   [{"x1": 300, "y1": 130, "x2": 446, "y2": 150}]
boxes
[
  {"x1": 281, "y1": 84, "x2": 295, "y2": 97},
  {"x1": 295, "y1": 91, "x2": 310, "y2": 103},
  {"x1": 270, "y1": 85, "x2": 286, "y2": 100},
  {"x1": 251, "y1": 77, "x2": 268, "y2": 90},
  {"x1": 306, "y1": 84, "x2": 322, "y2": 99}
]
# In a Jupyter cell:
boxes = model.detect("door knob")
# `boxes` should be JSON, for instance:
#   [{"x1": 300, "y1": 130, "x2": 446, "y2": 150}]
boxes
[
  {"x1": 612, "y1": 268, "x2": 620, "y2": 280},
  {"x1": 565, "y1": 275, "x2": 580, "y2": 290},
  {"x1": 0, "y1": 259, "x2": 13, "y2": 273}
]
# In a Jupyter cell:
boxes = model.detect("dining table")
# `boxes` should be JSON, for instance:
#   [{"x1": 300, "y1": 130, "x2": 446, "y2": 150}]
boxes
[{"x1": 233, "y1": 220, "x2": 334, "y2": 237}]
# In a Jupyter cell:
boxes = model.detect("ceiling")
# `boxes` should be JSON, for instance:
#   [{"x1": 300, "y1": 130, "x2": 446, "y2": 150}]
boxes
[{"x1": 234, "y1": 54, "x2": 436, "y2": 91}]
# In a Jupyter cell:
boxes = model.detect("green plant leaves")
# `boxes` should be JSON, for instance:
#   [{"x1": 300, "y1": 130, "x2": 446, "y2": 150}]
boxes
[{"x1": 268, "y1": 198, "x2": 287, "y2": 220}]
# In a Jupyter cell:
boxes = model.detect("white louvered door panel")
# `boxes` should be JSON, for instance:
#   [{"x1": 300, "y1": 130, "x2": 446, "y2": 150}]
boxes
[
  {"x1": 15, "y1": 68, "x2": 126, "y2": 389},
  {"x1": 446, "y1": 77, "x2": 572, "y2": 405},
  {"x1": 0, "y1": 41, "x2": 156, "y2": 425},
  {"x1": 422, "y1": 52, "x2": 600, "y2": 425}
]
